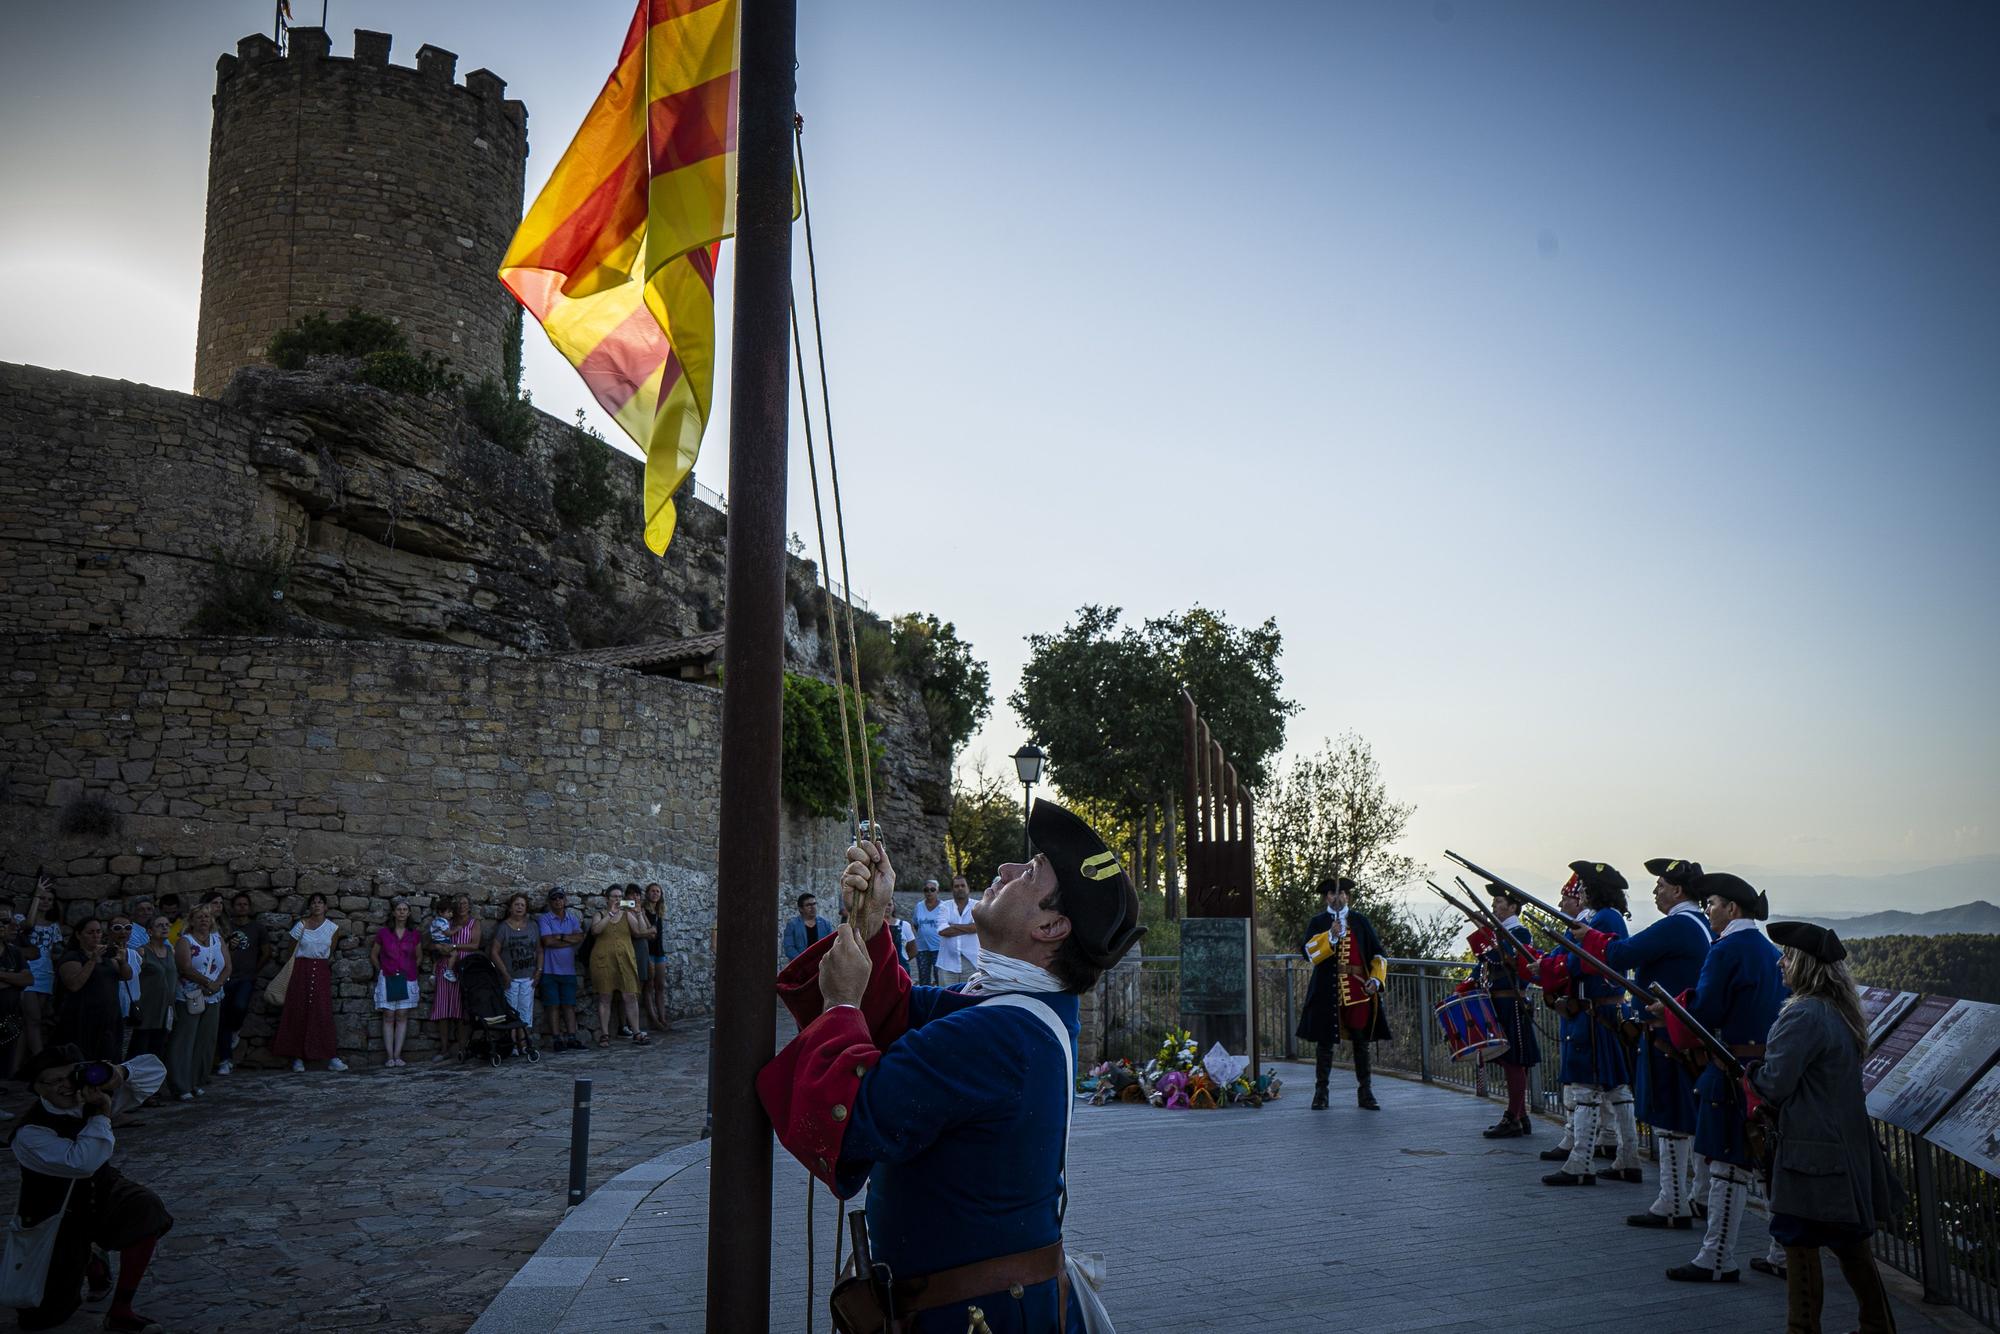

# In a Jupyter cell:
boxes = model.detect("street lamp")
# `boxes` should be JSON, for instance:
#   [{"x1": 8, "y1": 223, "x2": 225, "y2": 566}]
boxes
[{"x1": 1012, "y1": 743, "x2": 1047, "y2": 856}]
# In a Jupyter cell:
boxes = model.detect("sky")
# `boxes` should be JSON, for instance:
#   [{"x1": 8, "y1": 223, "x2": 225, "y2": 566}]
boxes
[{"x1": 2, "y1": 2, "x2": 1996, "y2": 913}]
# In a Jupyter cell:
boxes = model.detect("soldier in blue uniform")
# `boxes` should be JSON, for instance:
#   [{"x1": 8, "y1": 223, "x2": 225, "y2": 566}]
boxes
[
  {"x1": 1473, "y1": 884, "x2": 1540, "y2": 1138},
  {"x1": 757, "y1": 800, "x2": 1144, "y2": 1332},
  {"x1": 1541, "y1": 861, "x2": 1639, "y2": 1187},
  {"x1": 1583, "y1": 856, "x2": 1714, "y2": 1228},
  {"x1": 1659, "y1": 871, "x2": 1786, "y2": 1284}
]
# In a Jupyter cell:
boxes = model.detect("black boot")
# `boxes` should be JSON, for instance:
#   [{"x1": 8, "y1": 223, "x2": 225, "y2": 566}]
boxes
[
  {"x1": 1542, "y1": 1169, "x2": 1596, "y2": 1186},
  {"x1": 1539, "y1": 1145, "x2": 1570, "y2": 1162},
  {"x1": 1311, "y1": 1087, "x2": 1329, "y2": 1110},
  {"x1": 1353, "y1": 1039, "x2": 1380, "y2": 1110},
  {"x1": 1312, "y1": 1041, "x2": 1332, "y2": 1111}
]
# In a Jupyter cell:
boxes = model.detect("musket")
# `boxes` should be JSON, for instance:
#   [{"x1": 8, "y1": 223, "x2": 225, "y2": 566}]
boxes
[
  {"x1": 1645, "y1": 980, "x2": 1746, "y2": 1080},
  {"x1": 1443, "y1": 850, "x2": 1588, "y2": 933},
  {"x1": 1428, "y1": 881, "x2": 1524, "y2": 967}
]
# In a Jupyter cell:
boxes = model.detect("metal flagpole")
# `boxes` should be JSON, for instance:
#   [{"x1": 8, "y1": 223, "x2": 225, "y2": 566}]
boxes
[{"x1": 705, "y1": 0, "x2": 798, "y2": 1328}]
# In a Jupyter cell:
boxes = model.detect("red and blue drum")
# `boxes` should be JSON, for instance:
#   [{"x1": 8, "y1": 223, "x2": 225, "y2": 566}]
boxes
[{"x1": 1435, "y1": 989, "x2": 1510, "y2": 1063}]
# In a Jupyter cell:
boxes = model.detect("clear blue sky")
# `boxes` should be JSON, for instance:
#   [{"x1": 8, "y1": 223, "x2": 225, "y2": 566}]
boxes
[{"x1": 3, "y1": 2, "x2": 1995, "y2": 906}]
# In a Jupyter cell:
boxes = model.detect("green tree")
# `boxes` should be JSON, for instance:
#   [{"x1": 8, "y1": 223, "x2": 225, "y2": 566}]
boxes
[
  {"x1": 1255, "y1": 732, "x2": 1454, "y2": 959},
  {"x1": 945, "y1": 762, "x2": 1026, "y2": 888},
  {"x1": 781, "y1": 673, "x2": 881, "y2": 819},
  {"x1": 891, "y1": 613, "x2": 993, "y2": 759}
]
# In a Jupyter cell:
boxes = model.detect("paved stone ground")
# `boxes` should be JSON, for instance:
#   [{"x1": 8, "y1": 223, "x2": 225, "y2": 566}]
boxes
[
  {"x1": 8, "y1": 1023, "x2": 721, "y2": 1333},
  {"x1": 477, "y1": 1063, "x2": 1977, "y2": 1334}
]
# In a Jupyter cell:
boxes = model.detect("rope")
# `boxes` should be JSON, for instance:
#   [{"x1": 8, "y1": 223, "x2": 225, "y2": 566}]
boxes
[
  {"x1": 793, "y1": 114, "x2": 876, "y2": 835},
  {"x1": 790, "y1": 300, "x2": 861, "y2": 839},
  {"x1": 804, "y1": 1176, "x2": 814, "y2": 1333}
]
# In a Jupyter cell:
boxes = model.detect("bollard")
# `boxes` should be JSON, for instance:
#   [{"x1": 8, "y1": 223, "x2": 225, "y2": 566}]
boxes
[
  {"x1": 702, "y1": 1023, "x2": 717, "y2": 1140},
  {"x1": 567, "y1": 1077, "x2": 592, "y2": 1207}
]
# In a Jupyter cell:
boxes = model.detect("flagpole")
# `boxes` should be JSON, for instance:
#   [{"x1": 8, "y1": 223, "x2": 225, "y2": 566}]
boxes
[{"x1": 706, "y1": 0, "x2": 797, "y2": 1327}]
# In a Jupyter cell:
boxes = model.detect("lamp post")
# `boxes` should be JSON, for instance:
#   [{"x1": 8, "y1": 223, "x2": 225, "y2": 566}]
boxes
[{"x1": 1012, "y1": 743, "x2": 1046, "y2": 856}]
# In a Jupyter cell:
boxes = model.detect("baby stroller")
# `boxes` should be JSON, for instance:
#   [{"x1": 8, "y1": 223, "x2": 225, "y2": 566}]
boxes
[{"x1": 457, "y1": 953, "x2": 538, "y2": 1067}]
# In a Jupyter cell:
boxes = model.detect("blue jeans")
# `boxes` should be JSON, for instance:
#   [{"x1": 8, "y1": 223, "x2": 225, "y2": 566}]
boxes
[
  {"x1": 915, "y1": 950, "x2": 939, "y2": 986},
  {"x1": 217, "y1": 975, "x2": 257, "y2": 1061}
]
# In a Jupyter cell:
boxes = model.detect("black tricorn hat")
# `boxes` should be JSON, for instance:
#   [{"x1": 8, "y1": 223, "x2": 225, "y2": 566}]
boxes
[
  {"x1": 1484, "y1": 881, "x2": 1523, "y2": 904},
  {"x1": 1318, "y1": 876, "x2": 1356, "y2": 898},
  {"x1": 1769, "y1": 920, "x2": 1846, "y2": 964},
  {"x1": 1644, "y1": 857, "x2": 1704, "y2": 888},
  {"x1": 1566, "y1": 861, "x2": 1628, "y2": 894},
  {"x1": 1028, "y1": 800, "x2": 1145, "y2": 969},
  {"x1": 1693, "y1": 871, "x2": 1769, "y2": 921}
]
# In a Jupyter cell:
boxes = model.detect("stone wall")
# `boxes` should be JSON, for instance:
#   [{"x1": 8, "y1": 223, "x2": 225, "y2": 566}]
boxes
[
  {"x1": 0, "y1": 633, "x2": 868, "y2": 1061},
  {"x1": 194, "y1": 29, "x2": 528, "y2": 397}
]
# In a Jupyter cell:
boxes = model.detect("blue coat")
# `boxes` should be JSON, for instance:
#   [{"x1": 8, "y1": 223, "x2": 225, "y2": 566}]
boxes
[
  {"x1": 1601, "y1": 905, "x2": 1712, "y2": 1134},
  {"x1": 1557, "y1": 908, "x2": 1635, "y2": 1089},
  {"x1": 1686, "y1": 927, "x2": 1786, "y2": 1166},
  {"x1": 838, "y1": 984, "x2": 1084, "y2": 1334},
  {"x1": 1474, "y1": 922, "x2": 1540, "y2": 1069}
]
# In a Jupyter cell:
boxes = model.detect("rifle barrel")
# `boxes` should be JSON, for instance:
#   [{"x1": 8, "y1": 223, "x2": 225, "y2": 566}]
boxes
[{"x1": 1444, "y1": 849, "x2": 1586, "y2": 931}]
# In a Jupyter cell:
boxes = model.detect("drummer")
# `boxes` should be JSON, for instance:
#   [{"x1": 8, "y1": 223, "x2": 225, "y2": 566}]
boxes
[
  {"x1": 1578, "y1": 857, "x2": 1714, "y2": 1230},
  {"x1": 1467, "y1": 884, "x2": 1540, "y2": 1138},
  {"x1": 1538, "y1": 862, "x2": 1640, "y2": 1187}
]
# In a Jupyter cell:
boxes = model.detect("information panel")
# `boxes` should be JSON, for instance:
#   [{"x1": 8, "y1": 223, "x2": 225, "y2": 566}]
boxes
[
  {"x1": 1859, "y1": 988, "x2": 1919, "y2": 1050},
  {"x1": 1866, "y1": 998, "x2": 2000, "y2": 1134},
  {"x1": 1926, "y1": 1062, "x2": 2000, "y2": 1177},
  {"x1": 1861, "y1": 994, "x2": 1953, "y2": 1095},
  {"x1": 1178, "y1": 917, "x2": 1251, "y2": 1017}
]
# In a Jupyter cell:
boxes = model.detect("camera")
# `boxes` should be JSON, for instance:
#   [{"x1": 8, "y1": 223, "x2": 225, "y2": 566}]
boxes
[
  {"x1": 69, "y1": 1061, "x2": 117, "y2": 1092},
  {"x1": 619, "y1": 900, "x2": 637, "y2": 910}
]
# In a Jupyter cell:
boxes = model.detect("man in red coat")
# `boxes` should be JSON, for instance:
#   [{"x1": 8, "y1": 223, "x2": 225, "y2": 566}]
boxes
[{"x1": 757, "y1": 800, "x2": 1145, "y2": 1332}]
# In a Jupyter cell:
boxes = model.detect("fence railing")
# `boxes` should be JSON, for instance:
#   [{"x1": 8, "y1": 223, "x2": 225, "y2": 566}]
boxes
[{"x1": 1109, "y1": 954, "x2": 1998, "y2": 1329}]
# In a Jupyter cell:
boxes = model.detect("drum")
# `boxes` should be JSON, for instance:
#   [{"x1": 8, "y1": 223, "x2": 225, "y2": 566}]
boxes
[{"x1": 1435, "y1": 989, "x2": 1511, "y2": 1063}]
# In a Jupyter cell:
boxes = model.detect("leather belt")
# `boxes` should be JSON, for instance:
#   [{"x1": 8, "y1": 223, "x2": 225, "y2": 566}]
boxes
[
  {"x1": 894, "y1": 1242, "x2": 1066, "y2": 1323},
  {"x1": 1489, "y1": 988, "x2": 1522, "y2": 999},
  {"x1": 1729, "y1": 1042, "x2": 1766, "y2": 1060}
]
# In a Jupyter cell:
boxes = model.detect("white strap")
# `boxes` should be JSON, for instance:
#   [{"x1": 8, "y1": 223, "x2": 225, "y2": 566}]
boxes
[{"x1": 981, "y1": 993, "x2": 1075, "y2": 1224}]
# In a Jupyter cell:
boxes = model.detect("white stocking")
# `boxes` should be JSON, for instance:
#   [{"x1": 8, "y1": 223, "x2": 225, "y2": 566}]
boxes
[
  {"x1": 1651, "y1": 1133, "x2": 1692, "y2": 1218},
  {"x1": 1608, "y1": 1086, "x2": 1641, "y2": 1171},
  {"x1": 1693, "y1": 1160, "x2": 1749, "y2": 1273},
  {"x1": 1557, "y1": 1086, "x2": 1577, "y2": 1152},
  {"x1": 1563, "y1": 1088, "x2": 1602, "y2": 1176}
]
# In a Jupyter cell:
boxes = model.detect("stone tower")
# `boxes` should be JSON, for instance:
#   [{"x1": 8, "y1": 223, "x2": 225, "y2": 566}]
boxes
[{"x1": 193, "y1": 28, "x2": 529, "y2": 398}]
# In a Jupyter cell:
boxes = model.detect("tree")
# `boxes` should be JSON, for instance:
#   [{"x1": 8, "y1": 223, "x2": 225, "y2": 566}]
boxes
[
  {"x1": 944, "y1": 761, "x2": 1026, "y2": 889},
  {"x1": 1255, "y1": 732, "x2": 1454, "y2": 959},
  {"x1": 890, "y1": 612, "x2": 993, "y2": 759}
]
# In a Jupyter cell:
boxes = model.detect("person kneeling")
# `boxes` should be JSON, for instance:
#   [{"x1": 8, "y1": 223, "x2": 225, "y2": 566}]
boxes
[{"x1": 11, "y1": 1044, "x2": 173, "y2": 1332}]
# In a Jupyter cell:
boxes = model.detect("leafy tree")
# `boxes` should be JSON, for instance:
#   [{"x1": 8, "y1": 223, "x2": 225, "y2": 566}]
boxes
[
  {"x1": 1846, "y1": 934, "x2": 2000, "y2": 1004},
  {"x1": 891, "y1": 613, "x2": 993, "y2": 759},
  {"x1": 781, "y1": 673, "x2": 881, "y2": 819},
  {"x1": 945, "y1": 762, "x2": 1026, "y2": 889},
  {"x1": 553, "y1": 412, "x2": 618, "y2": 529},
  {"x1": 1255, "y1": 732, "x2": 1453, "y2": 959},
  {"x1": 1145, "y1": 607, "x2": 1291, "y2": 789}
]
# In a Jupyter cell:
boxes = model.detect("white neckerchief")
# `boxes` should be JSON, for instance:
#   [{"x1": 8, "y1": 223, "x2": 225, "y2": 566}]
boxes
[
  {"x1": 1720, "y1": 917, "x2": 1762, "y2": 940},
  {"x1": 961, "y1": 950, "x2": 1065, "y2": 997},
  {"x1": 1667, "y1": 900, "x2": 1715, "y2": 940},
  {"x1": 1497, "y1": 914, "x2": 1523, "y2": 932}
]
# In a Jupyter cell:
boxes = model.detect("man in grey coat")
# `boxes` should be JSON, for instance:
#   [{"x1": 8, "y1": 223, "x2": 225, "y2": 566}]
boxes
[{"x1": 1748, "y1": 921, "x2": 1906, "y2": 1334}]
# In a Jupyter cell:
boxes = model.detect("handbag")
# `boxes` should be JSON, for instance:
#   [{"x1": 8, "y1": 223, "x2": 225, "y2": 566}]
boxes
[
  {"x1": 385, "y1": 973, "x2": 410, "y2": 1003},
  {"x1": 0, "y1": 1181, "x2": 75, "y2": 1310},
  {"x1": 264, "y1": 955, "x2": 296, "y2": 1007}
]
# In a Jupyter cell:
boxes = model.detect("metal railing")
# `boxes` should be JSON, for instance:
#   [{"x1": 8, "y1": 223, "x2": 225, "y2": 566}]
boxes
[{"x1": 1116, "y1": 954, "x2": 1999, "y2": 1329}]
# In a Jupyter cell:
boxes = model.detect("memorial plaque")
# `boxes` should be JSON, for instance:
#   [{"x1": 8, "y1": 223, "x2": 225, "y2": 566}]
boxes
[
  {"x1": 1866, "y1": 998, "x2": 2000, "y2": 1134},
  {"x1": 1861, "y1": 994, "x2": 1952, "y2": 1095},
  {"x1": 1860, "y1": 988, "x2": 1919, "y2": 1050},
  {"x1": 1179, "y1": 917, "x2": 1251, "y2": 1017},
  {"x1": 1926, "y1": 1062, "x2": 2000, "y2": 1177}
]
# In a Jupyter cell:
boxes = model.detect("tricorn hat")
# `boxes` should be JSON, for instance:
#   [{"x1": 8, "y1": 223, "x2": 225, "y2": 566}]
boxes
[
  {"x1": 1028, "y1": 800, "x2": 1146, "y2": 969},
  {"x1": 1484, "y1": 881, "x2": 1523, "y2": 904},
  {"x1": 1318, "y1": 876, "x2": 1356, "y2": 898},
  {"x1": 1644, "y1": 857, "x2": 1704, "y2": 888},
  {"x1": 1693, "y1": 871, "x2": 1769, "y2": 921},
  {"x1": 1768, "y1": 920, "x2": 1846, "y2": 964},
  {"x1": 1566, "y1": 861, "x2": 1629, "y2": 894}
]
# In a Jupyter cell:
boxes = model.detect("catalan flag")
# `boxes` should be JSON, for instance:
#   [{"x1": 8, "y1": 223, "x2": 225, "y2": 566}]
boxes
[{"x1": 500, "y1": 0, "x2": 739, "y2": 554}]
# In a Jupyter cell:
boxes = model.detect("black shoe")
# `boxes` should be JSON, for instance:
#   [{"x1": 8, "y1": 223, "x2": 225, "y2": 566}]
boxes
[
  {"x1": 1310, "y1": 1088, "x2": 1329, "y2": 1111},
  {"x1": 1539, "y1": 1146, "x2": 1570, "y2": 1162},
  {"x1": 1542, "y1": 1170, "x2": 1595, "y2": 1186},
  {"x1": 1605, "y1": 1167, "x2": 1645, "y2": 1183},
  {"x1": 1483, "y1": 1118, "x2": 1524, "y2": 1139},
  {"x1": 1358, "y1": 1089, "x2": 1381, "y2": 1111},
  {"x1": 1627, "y1": 1213, "x2": 1694, "y2": 1230},
  {"x1": 1594, "y1": 1144, "x2": 1617, "y2": 1160},
  {"x1": 1664, "y1": 1263, "x2": 1738, "y2": 1284},
  {"x1": 1514, "y1": 1116, "x2": 1532, "y2": 1135},
  {"x1": 1749, "y1": 1257, "x2": 1787, "y2": 1279}
]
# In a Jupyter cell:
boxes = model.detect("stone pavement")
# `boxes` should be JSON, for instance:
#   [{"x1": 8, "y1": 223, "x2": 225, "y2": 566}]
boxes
[
  {"x1": 476, "y1": 1063, "x2": 1974, "y2": 1334},
  {"x1": 10, "y1": 1024, "x2": 718, "y2": 1333}
]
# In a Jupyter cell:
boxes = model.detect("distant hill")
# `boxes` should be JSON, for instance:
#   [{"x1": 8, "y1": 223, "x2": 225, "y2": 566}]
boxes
[
  {"x1": 1745, "y1": 856, "x2": 1998, "y2": 917},
  {"x1": 1845, "y1": 934, "x2": 2000, "y2": 1004},
  {"x1": 1790, "y1": 900, "x2": 2000, "y2": 939}
]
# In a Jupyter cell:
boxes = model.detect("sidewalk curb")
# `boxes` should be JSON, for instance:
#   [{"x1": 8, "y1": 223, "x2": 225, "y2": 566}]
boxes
[{"x1": 469, "y1": 1137, "x2": 713, "y2": 1333}]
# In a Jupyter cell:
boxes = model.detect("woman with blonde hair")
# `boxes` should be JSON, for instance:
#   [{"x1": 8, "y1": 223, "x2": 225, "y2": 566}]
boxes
[{"x1": 1749, "y1": 921, "x2": 1905, "y2": 1334}]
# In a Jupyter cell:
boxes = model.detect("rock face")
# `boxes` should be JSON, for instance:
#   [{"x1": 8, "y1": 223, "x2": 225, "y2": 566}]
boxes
[{"x1": 0, "y1": 359, "x2": 955, "y2": 1060}]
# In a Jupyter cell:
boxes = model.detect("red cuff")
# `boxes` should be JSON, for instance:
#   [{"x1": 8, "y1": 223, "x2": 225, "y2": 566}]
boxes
[
  {"x1": 775, "y1": 923, "x2": 912, "y2": 1044},
  {"x1": 1580, "y1": 928, "x2": 1613, "y2": 959},
  {"x1": 1662, "y1": 989, "x2": 1700, "y2": 1051},
  {"x1": 756, "y1": 1006, "x2": 878, "y2": 1192},
  {"x1": 1469, "y1": 928, "x2": 1495, "y2": 956},
  {"x1": 1537, "y1": 952, "x2": 1571, "y2": 994}
]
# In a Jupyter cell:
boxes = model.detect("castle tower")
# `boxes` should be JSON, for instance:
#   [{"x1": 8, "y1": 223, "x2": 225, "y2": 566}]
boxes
[{"x1": 193, "y1": 28, "x2": 529, "y2": 398}]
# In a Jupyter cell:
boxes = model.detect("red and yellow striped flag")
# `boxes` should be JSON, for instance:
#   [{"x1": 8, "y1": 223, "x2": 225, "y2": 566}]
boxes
[{"x1": 500, "y1": 0, "x2": 739, "y2": 554}]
